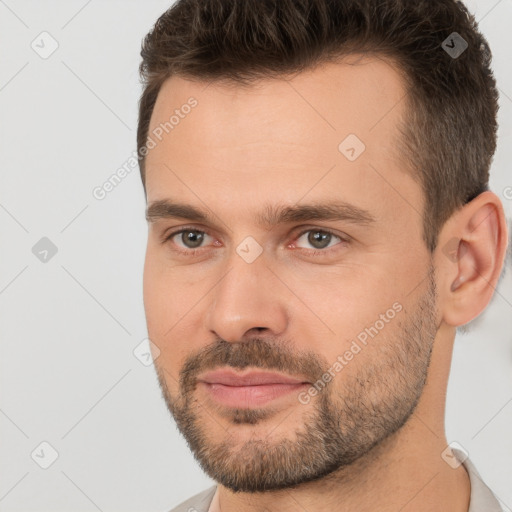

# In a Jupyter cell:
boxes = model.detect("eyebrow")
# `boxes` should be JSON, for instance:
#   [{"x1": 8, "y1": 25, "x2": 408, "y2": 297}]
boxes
[{"x1": 145, "y1": 199, "x2": 376, "y2": 228}]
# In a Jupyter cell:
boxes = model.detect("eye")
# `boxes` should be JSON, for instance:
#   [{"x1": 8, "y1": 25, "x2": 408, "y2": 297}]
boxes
[
  {"x1": 161, "y1": 226, "x2": 347, "y2": 258},
  {"x1": 164, "y1": 228, "x2": 214, "y2": 251},
  {"x1": 293, "y1": 229, "x2": 346, "y2": 251}
]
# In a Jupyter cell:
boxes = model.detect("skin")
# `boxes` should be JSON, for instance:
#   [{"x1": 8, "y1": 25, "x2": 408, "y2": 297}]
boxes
[{"x1": 142, "y1": 55, "x2": 508, "y2": 511}]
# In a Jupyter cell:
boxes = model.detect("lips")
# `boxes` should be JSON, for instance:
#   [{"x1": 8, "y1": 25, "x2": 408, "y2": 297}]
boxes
[
  {"x1": 197, "y1": 369, "x2": 310, "y2": 387},
  {"x1": 196, "y1": 369, "x2": 311, "y2": 408}
]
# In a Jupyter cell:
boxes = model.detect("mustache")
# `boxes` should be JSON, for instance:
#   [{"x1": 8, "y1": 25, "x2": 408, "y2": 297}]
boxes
[{"x1": 179, "y1": 337, "x2": 328, "y2": 394}]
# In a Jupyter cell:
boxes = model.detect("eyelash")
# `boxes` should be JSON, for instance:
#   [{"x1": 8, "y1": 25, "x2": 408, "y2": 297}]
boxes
[{"x1": 162, "y1": 225, "x2": 349, "y2": 257}]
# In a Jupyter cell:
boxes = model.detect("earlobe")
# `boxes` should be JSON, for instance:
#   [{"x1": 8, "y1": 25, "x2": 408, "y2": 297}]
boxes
[{"x1": 438, "y1": 192, "x2": 508, "y2": 327}]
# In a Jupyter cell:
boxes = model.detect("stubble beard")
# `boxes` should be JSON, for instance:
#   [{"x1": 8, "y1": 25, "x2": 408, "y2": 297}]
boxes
[{"x1": 154, "y1": 266, "x2": 438, "y2": 492}]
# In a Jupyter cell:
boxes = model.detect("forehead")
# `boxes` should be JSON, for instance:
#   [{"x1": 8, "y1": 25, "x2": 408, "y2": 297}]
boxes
[
  {"x1": 147, "y1": 56, "x2": 406, "y2": 160},
  {"x1": 144, "y1": 56, "x2": 422, "y2": 234}
]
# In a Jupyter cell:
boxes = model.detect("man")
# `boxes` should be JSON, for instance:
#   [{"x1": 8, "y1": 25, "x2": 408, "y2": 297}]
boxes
[{"x1": 137, "y1": 0, "x2": 509, "y2": 510}]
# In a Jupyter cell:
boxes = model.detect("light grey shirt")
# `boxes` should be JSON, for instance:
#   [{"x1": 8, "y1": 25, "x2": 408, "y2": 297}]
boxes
[{"x1": 168, "y1": 449, "x2": 503, "y2": 511}]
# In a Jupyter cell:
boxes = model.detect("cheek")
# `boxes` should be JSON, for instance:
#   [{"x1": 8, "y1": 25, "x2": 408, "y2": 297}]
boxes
[
  {"x1": 289, "y1": 264, "x2": 404, "y2": 339},
  {"x1": 143, "y1": 256, "x2": 165, "y2": 335},
  {"x1": 286, "y1": 271, "x2": 414, "y2": 378},
  {"x1": 143, "y1": 253, "x2": 204, "y2": 373},
  {"x1": 143, "y1": 246, "x2": 183, "y2": 314},
  {"x1": 142, "y1": 252, "x2": 188, "y2": 349}
]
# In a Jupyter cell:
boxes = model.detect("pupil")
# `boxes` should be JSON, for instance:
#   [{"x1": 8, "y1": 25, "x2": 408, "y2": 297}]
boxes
[
  {"x1": 183, "y1": 230, "x2": 204, "y2": 248},
  {"x1": 308, "y1": 231, "x2": 331, "y2": 249}
]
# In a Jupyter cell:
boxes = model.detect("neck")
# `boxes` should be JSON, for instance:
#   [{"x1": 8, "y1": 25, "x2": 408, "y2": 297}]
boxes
[{"x1": 217, "y1": 415, "x2": 470, "y2": 512}]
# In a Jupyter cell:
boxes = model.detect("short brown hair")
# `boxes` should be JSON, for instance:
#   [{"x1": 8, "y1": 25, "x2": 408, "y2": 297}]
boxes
[{"x1": 137, "y1": 0, "x2": 499, "y2": 252}]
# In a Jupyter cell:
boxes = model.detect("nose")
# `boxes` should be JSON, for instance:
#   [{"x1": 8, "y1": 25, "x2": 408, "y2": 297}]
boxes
[{"x1": 204, "y1": 251, "x2": 289, "y2": 343}]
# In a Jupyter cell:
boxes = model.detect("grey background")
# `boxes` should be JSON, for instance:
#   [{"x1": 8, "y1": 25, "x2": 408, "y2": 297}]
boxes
[{"x1": 0, "y1": 0, "x2": 511, "y2": 511}]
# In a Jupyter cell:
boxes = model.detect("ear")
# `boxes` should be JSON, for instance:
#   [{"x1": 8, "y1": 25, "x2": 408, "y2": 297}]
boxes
[{"x1": 435, "y1": 191, "x2": 509, "y2": 327}]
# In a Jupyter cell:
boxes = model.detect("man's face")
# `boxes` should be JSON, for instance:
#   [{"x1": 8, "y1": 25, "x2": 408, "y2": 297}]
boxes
[{"x1": 143, "y1": 57, "x2": 440, "y2": 492}]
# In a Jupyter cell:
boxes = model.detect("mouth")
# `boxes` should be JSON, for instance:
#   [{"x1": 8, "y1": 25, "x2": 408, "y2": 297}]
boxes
[{"x1": 197, "y1": 369, "x2": 311, "y2": 408}]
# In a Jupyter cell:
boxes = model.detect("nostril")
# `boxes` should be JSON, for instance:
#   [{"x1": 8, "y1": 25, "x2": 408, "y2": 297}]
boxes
[{"x1": 247, "y1": 327, "x2": 266, "y2": 334}]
